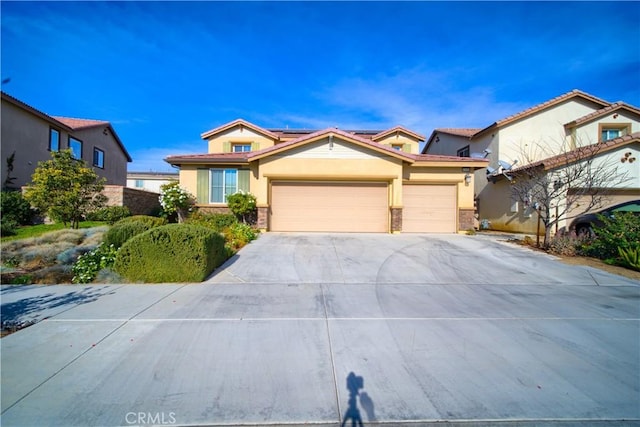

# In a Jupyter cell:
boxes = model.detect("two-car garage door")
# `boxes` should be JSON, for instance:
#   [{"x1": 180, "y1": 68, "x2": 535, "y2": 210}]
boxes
[
  {"x1": 269, "y1": 181, "x2": 457, "y2": 233},
  {"x1": 270, "y1": 181, "x2": 388, "y2": 232}
]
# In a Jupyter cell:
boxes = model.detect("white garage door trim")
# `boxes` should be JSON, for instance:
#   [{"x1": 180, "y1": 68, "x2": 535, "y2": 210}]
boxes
[
  {"x1": 402, "y1": 184, "x2": 457, "y2": 233},
  {"x1": 270, "y1": 181, "x2": 389, "y2": 232}
]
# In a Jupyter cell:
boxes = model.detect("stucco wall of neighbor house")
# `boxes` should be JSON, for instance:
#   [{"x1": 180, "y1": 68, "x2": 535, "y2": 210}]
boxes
[
  {"x1": 572, "y1": 111, "x2": 640, "y2": 147},
  {"x1": 497, "y1": 99, "x2": 605, "y2": 163},
  {"x1": 102, "y1": 185, "x2": 161, "y2": 216},
  {"x1": 1, "y1": 101, "x2": 70, "y2": 189},
  {"x1": 376, "y1": 133, "x2": 421, "y2": 153},
  {"x1": 71, "y1": 126, "x2": 129, "y2": 186},
  {"x1": 425, "y1": 133, "x2": 474, "y2": 156},
  {"x1": 206, "y1": 127, "x2": 276, "y2": 153}
]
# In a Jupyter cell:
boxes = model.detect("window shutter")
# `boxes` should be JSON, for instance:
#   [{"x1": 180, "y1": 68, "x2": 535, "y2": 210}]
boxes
[
  {"x1": 223, "y1": 141, "x2": 231, "y2": 153},
  {"x1": 238, "y1": 169, "x2": 250, "y2": 192},
  {"x1": 402, "y1": 143, "x2": 412, "y2": 153},
  {"x1": 251, "y1": 142, "x2": 260, "y2": 151},
  {"x1": 196, "y1": 169, "x2": 209, "y2": 204}
]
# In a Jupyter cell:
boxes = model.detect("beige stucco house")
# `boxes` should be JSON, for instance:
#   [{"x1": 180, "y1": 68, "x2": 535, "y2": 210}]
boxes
[
  {"x1": 166, "y1": 119, "x2": 487, "y2": 233},
  {"x1": 1, "y1": 92, "x2": 131, "y2": 188},
  {"x1": 127, "y1": 171, "x2": 179, "y2": 193},
  {"x1": 422, "y1": 90, "x2": 640, "y2": 234}
]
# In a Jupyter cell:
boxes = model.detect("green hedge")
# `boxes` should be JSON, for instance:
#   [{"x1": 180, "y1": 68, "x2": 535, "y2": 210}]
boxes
[
  {"x1": 113, "y1": 224, "x2": 227, "y2": 283},
  {"x1": 103, "y1": 216, "x2": 168, "y2": 249},
  {"x1": 116, "y1": 215, "x2": 167, "y2": 227}
]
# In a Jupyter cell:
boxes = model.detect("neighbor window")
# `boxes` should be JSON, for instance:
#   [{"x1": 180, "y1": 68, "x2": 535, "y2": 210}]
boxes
[
  {"x1": 135, "y1": 180, "x2": 144, "y2": 188},
  {"x1": 93, "y1": 148, "x2": 105, "y2": 168},
  {"x1": 457, "y1": 145, "x2": 470, "y2": 157},
  {"x1": 69, "y1": 137, "x2": 83, "y2": 159},
  {"x1": 49, "y1": 128, "x2": 60, "y2": 152},
  {"x1": 599, "y1": 123, "x2": 631, "y2": 142},
  {"x1": 232, "y1": 144, "x2": 252, "y2": 153}
]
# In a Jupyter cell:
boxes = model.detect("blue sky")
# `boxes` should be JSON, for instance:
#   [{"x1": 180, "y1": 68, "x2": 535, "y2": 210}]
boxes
[{"x1": 2, "y1": 1, "x2": 639, "y2": 172}]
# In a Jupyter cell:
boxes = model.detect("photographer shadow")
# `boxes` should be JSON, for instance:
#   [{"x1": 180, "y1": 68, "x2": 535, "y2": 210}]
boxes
[{"x1": 341, "y1": 371, "x2": 376, "y2": 427}]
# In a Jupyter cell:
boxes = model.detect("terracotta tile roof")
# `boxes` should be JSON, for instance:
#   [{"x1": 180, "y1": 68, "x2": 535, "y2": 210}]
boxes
[
  {"x1": 410, "y1": 153, "x2": 489, "y2": 163},
  {"x1": 475, "y1": 89, "x2": 612, "y2": 137},
  {"x1": 200, "y1": 119, "x2": 280, "y2": 140},
  {"x1": 435, "y1": 128, "x2": 481, "y2": 138},
  {"x1": 564, "y1": 102, "x2": 640, "y2": 128},
  {"x1": 165, "y1": 152, "x2": 250, "y2": 165},
  {"x1": 52, "y1": 116, "x2": 110, "y2": 129},
  {"x1": 513, "y1": 131, "x2": 640, "y2": 172},
  {"x1": 1, "y1": 91, "x2": 72, "y2": 130},
  {"x1": 372, "y1": 126, "x2": 425, "y2": 142}
]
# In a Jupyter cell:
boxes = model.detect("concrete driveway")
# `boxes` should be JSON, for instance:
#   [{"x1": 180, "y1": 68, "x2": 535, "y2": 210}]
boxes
[{"x1": 1, "y1": 233, "x2": 639, "y2": 426}]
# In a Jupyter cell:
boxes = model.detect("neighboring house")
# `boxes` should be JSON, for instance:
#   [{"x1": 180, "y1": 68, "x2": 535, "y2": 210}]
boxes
[
  {"x1": 127, "y1": 171, "x2": 179, "y2": 193},
  {"x1": 422, "y1": 90, "x2": 640, "y2": 233},
  {"x1": 165, "y1": 119, "x2": 487, "y2": 233},
  {"x1": 1, "y1": 91, "x2": 132, "y2": 188}
]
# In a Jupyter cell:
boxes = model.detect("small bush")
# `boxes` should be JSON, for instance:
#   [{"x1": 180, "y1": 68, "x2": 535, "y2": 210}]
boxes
[
  {"x1": 547, "y1": 232, "x2": 591, "y2": 257},
  {"x1": 618, "y1": 245, "x2": 640, "y2": 272},
  {"x1": 1, "y1": 190, "x2": 35, "y2": 225},
  {"x1": 86, "y1": 206, "x2": 131, "y2": 224},
  {"x1": 72, "y1": 243, "x2": 119, "y2": 284},
  {"x1": 583, "y1": 212, "x2": 640, "y2": 260},
  {"x1": 113, "y1": 224, "x2": 227, "y2": 283},
  {"x1": 186, "y1": 212, "x2": 238, "y2": 232},
  {"x1": 226, "y1": 192, "x2": 257, "y2": 224},
  {"x1": 1, "y1": 218, "x2": 19, "y2": 236},
  {"x1": 224, "y1": 222, "x2": 259, "y2": 251}
]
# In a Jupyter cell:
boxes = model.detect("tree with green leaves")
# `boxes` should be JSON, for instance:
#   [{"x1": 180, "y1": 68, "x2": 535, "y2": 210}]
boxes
[{"x1": 24, "y1": 149, "x2": 106, "y2": 229}]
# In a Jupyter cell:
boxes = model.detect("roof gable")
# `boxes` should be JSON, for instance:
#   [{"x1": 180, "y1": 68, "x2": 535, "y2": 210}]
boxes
[
  {"x1": 2, "y1": 92, "x2": 72, "y2": 131},
  {"x1": 201, "y1": 119, "x2": 279, "y2": 141},
  {"x1": 564, "y1": 102, "x2": 640, "y2": 128},
  {"x1": 247, "y1": 127, "x2": 413, "y2": 162},
  {"x1": 53, "y1": 116, "x2": 132, "y2": 162},
  {"x1": 474, "y1": 89, "x2": 612, "y2": 138},
  {"x1": 371, "y1": 126, "x2": 425, "y2": 142}
]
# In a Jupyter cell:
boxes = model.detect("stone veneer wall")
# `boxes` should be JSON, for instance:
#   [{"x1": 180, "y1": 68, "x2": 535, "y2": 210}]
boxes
[
  {"x1": 390, "y1": 207, "x2": 402, "y2": 233},
  {"x1": 458, "y1": 208, "x2": 475, "y2": 232},
  {"x1": 103, "y1": 185, "x2": 161, "y2": 216}
]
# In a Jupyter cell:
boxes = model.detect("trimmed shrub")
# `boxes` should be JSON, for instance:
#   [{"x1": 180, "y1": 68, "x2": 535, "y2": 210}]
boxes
[
  {"x1": 226, "y1": 192, "x2": 256, "y2": 224},
  {"x1": 116, "y1": 215, "x2": 167, "y2": 227},
  {"x1": 113, "y1": 224, "x2": 227, "y2": 283},
  {"x1": 103, "y1": 216, "x2": 166, "y2": 249},
  {"x1": 186, "y1": 211, "x2": 237, "y2": 232},
  {"x1": 86, "y1": 206, "x2": 131, "y2": 224}
]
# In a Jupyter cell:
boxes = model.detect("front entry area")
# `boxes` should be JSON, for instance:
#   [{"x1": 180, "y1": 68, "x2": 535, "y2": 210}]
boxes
[{"x1": 269, "y1": 181, "x2": 389, "y2": 232}]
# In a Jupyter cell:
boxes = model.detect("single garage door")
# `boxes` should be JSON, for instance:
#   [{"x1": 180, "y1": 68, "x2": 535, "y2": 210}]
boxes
[
  {"x1": 402, "y1": 184, "x2": 457, "y2": 233},
  {"x1": 270, "y1": 181, "x2": 389, "y2": 232}
]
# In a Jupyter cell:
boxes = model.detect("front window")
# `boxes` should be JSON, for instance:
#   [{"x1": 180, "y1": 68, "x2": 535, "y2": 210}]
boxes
[
  {"x1": 601, "y1": 128, "x2": 622, "y2": 141},
  {"x1": 49, "y1": 128, "x2": 60, "y2": 152},
  {"x1": 93, "y1": 148, "x2": 105, "y2": 168},
  {"x1": 69, "y1": 137, "x2": 83, "y2": 159},
  {"x1": 457, "y1": 145, "x2": 470, "y2": 157},
  {"x1": 210, "y1": 169, "x2": 238, "y2": 203},
  {"x1": 232, "y1": 144, "x2": 252, "y2": 153}
]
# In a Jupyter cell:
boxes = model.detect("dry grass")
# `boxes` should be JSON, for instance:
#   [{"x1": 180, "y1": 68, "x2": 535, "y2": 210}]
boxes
[{"x1": 0, "y1": 226, "x2": 108, "y2": 284}]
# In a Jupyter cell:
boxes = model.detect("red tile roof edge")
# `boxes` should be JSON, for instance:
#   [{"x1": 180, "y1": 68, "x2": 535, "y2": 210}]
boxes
[
  {"x1": 200, "y1": 119, "x2": 280, "y2": 140},
  {"x1": 513, "y1": 131, "x2": 640, "y2": 172},
  {"x1": 1, "y1": 91, "x2": 72, "y2": 131},
  {"x1": 565, "y1": 102, "x2": 640, "y2": 127},
  {"x1": 51, "y1": 116, "x2": 110, "y2": 130}
]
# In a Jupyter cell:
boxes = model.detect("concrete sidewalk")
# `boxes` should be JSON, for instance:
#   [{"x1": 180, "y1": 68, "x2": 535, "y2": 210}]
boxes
[{"x1": 1, "y1": 234, "x2": 639, "y2": 426}]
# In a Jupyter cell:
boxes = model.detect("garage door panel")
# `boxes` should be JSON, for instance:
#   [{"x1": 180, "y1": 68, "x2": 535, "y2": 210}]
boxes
[
  {"x1": 270, "y1": 182, "x2": 388, "y2": 232},
  {"x1": 403, "y1": 185, "x2": 456, "y2": 233}
]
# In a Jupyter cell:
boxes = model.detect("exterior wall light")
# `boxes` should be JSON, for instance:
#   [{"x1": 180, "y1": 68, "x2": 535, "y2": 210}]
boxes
[{"x1": 464, "y1": 173, "x2": 472, "y2": 185}]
